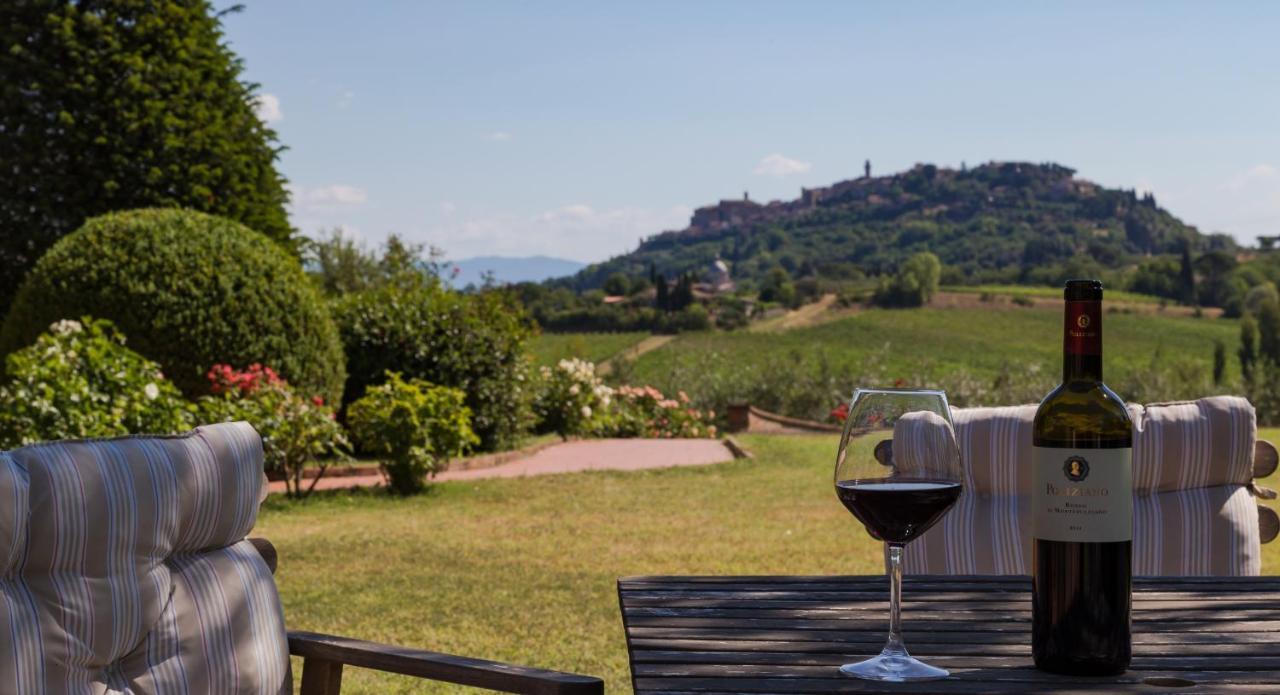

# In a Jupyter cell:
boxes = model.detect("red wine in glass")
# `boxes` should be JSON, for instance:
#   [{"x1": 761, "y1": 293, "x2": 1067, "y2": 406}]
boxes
[
  {"x1": 834, "y1": 387, "x2": 963, "y2": 683},
  {"x1": 836, "y1": 478, "x2": 962, "y2": 543}
]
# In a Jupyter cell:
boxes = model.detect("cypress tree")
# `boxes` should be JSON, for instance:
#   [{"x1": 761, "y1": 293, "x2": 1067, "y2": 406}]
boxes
[
  {"x1": 1241, "y1": 313, "x2": 1260, "y2": 383},
  {"x1": 1179, "y1": 242, "x2": 1197, "y2": 305},
  {"x1": 0, "y1": 1, "x2": 293, "y2": 314},
  {"x1": 655, "y1": 275, "x2": 669, "y2": 311}
]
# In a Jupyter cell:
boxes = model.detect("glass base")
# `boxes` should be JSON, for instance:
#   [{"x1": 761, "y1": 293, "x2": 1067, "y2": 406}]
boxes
[{"x1": 839, "y1": 649, "x2": 949, "y2": 682}]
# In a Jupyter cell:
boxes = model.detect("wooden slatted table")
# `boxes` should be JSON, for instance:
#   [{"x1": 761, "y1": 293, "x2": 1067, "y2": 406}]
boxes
[{"x1": 617, "y1": 575, "x2": 1280, "y2": 694}]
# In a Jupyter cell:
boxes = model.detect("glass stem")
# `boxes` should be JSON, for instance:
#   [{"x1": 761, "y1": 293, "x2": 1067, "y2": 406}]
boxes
[{"x1": 884, "y1": 542, "x2": 907, "y2": 657}]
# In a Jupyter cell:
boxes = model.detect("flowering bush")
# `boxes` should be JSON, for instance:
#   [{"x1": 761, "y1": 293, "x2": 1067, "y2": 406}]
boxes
[
  {"x1": 0, "y1": 318, "x2": 194, "y2": 447},
  {"x1": 198, "y1": 363, "x2": 349, "y2": 498},
  {"x1": 534, "y1": 358, "x2": 614, "y2": 438},
  {"x1": 598, "y1": 386, "x2": 716, "y2": 439},
  {"x1": 346, "y1": 372, "x2": 478, "y2": 495}
]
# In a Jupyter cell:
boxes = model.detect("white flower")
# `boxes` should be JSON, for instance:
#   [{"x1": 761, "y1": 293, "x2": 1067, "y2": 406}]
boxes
[
  {"x1": 580, "y1": 405, "x2": 592, "y2": 419},
  {"x1": 50, "y1": 319, "x2": 83, "y2": 335},
  {"x1": 144, "y1": 383, "x2": 160, "y2": 400},
  {"x1": 569, "y1": 384, "x2": 580, "y2": 395}
]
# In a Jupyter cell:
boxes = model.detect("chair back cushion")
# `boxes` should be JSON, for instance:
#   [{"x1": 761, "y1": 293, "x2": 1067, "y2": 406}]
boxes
[
  {"x1": 0, "y1": 422, "x2": 288, "y2": 693},
  {"x1": 892, "y1": 396, "x2": 1260, "y2": 576}
]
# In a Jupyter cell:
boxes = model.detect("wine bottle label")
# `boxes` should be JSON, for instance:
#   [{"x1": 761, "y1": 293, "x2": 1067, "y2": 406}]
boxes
[
  {"x1": 1065, "y1": 300, "x2": 1101, "y2": 355},
  {"x1": 1032, "y1": 446, "x2": 1132, "y2": 542}
]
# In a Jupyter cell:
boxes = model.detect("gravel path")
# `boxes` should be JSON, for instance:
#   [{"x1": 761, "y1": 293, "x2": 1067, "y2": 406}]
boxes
[{"x1": 267, "y1": 438, "x2": 736, "y2": 494}]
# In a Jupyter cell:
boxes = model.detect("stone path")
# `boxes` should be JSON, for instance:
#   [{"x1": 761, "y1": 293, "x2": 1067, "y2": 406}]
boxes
[{"x1": 267, "y1": 438, "x2": 737, "y2": 494}]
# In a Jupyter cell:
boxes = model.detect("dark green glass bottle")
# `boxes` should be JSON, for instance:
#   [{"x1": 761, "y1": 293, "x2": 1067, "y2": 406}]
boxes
[{"x1": 1031, "y1": 279, "x2": 1133, "y2": 675}]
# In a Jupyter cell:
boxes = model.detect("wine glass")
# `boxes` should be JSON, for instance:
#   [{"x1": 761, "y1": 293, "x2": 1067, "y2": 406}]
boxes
[{"x1": 834, "y1": 387, "x2": 963, "y2": 682}]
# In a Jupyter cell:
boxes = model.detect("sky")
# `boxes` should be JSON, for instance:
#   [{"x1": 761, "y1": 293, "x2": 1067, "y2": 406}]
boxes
[{"x1": 222, "y1": 1, "x2": 1280, "y2": 263}]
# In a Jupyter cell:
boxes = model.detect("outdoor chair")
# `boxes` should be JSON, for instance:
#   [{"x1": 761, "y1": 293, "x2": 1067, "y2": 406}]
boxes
[
  {"x1": 879, "y1": 395, "x2": 1277, "y2": 575},
  {"x1": 0, "y1": 422, "x2": 603, "y2": 695}
]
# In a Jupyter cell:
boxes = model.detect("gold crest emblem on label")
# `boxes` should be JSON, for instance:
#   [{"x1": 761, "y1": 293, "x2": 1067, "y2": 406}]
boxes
[{"x1": 1077, "y1": 314, "x2": 1090, "y2": 329}]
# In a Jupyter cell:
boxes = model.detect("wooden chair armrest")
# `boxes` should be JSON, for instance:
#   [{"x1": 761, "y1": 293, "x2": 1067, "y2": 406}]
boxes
[
  {"x1": 288, "y1": 631, "x2": 604, "y2": 695},
  {"x1": 247, "y1": 537, "x2": 277, "y2": 574},
  {"x1": 1257, "y1": 440, "x2": 1279, "y2": 479}
]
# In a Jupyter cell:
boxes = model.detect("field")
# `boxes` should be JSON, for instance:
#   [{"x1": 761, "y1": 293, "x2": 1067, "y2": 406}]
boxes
[
  {"x1": 620, "y1": 305, "x2": 1240, "y2": 419},
  {"x1": 260, "y1": 430, "x2": 1280, "y2": 694},
  {"x1": 943, "y1": 284, "x2": 1165, "y2": 305},
  {"x1": 528, "y1": 331, "x2": 648, "y2": 367}
]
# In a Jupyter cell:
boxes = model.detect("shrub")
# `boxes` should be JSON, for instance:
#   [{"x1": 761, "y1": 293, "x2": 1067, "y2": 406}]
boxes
[
  {"x1": 873, "y1": 252, "x2": 942, "y2": 307},
  {"x1": 598, "y1": 386, "x2": 716, "y2": 439},
  {"x1": 535, "y1": 358, "x2": 614, "y2": 438},
  {"x1": 0, "y1": 318, "x2": 194, "y2": 447},
  {"x1": 198, "y1": 363, "x2": 349, "y2": 499},
  {"x1": 333, "y1": 277, "x2": 534, "y2": 450},
  {"x1": 0, "y1": 209, "x2": 346, "y2": 403},
  {"x1": 346, "y1": 372, "x2": 478, "y2": 495},
  {"x1": 658, "y1": 304, "x2": 713, "y2": 333},
  {"x1": 0, "y1": 1, "x2": 291, "y2": 315}
]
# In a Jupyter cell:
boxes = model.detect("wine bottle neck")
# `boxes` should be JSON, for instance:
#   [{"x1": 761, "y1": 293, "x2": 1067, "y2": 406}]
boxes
[{"x1": 1063, "y1": 299, "x2": 1102, "y2": 383}]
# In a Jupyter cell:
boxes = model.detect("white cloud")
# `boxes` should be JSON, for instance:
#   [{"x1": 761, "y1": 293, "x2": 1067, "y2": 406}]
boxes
[
  {"x1": 486, "y1": 131, "x2": 513, "y2": 142},
  {"x1": 338, "y1": 90, "x2": 355, "y2": 109},
  {"x1": 253, "y1": 93, "x2": 283, "y2": 124},
  {"x1": 753, "y1": 153, "x2": 812, "y2": 177},
  {"x1": 1194, "y1": 164, "x2": 1280, "y2": 243},
  {"x1": 425, "y1": 204, "x2": 692, "y2": 262},
  {"x1": 440, "y1": 201, "x2": 457, "y2": 216},
  {"x1": 1222, "y1": 164, "x2": 1278, "y2": 191},
  {"x1": 293, "y1": 184, "x2": 368, "y2": 207}
]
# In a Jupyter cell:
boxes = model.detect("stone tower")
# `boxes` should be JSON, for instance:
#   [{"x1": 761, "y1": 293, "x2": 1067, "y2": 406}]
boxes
[{"x1": 864, "y1": 159, "x2": 871, "y2": 178}]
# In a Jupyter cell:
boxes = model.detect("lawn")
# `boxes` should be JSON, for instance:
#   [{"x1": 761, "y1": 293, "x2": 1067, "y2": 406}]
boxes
[
  {"x1": 259, "y1": 434, "x2": 878, "y2": 693},
  {"x1": 258, "y1": 429, "x2": 1280, "y2": 693},
  {"x1": 528, "y1": 331, "x2": 649, "y2": 367}
]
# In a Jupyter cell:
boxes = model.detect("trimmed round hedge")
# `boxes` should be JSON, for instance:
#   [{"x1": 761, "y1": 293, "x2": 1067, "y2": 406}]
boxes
[{"x1": 0, "y1": 209, "x2": 346, "y2": 403}]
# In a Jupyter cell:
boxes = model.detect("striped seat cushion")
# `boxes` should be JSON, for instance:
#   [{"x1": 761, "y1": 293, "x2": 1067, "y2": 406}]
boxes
[
  {"x1": 891, "y1": 396, "x2": 1261, "y2": 576},
  {"x1": 0, "y1": 422, "x2": 289, "y2": 694}
]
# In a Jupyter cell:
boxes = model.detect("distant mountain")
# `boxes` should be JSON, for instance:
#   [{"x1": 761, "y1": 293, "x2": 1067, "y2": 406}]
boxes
[
  {"x1": 565, "y1": 162, "x2": 1237, "y2": 290},
  {"x1": 449, "y1": 255, "x2": 586, "y2": 287}
]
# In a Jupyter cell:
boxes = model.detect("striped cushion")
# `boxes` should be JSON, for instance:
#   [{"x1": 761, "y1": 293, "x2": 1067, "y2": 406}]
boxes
[
  {"x1": 892, "y1": 396, "x2": 1261, "y2": 576},
  {"x1": 0, "y1": 422, "x2": 289, "y2": 694}
]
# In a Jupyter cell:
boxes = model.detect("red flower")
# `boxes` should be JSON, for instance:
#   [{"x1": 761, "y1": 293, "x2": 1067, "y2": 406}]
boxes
[{"x1": 830, "y1": 402, "x2": 849, "y2": 422}]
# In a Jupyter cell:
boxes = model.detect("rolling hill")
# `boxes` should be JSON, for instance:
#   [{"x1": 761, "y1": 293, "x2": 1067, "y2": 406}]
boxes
[{"x1": 565, "y1": 162, "x2": 1237, "y2": 291}]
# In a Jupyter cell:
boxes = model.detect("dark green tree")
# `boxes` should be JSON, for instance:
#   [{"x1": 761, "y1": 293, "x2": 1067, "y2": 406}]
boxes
[
  {"x1": 1179, "y1": 242, "x2": 1197, "y2": 304},
  {"x1": 655, "y1": 275, "x2": 670, "y2": 311},
  {"x1": 1213, "y1": 340, "x2": 1226, "y2": 386},
  {"x1": 670, "y1": 273, "x2": 694, "y2": 311},
  {"x1": 603, "y1": 272, "x2": 631, "y2": 296},
  {"x1": 1241, "y1": 313, "x2": 1260, "y2": 383},
  {"x1": 1258, "y1": 300, "x2": 1280, "y2": 366},
  {"x1": 759, "y1": 267, "x2": 796, "y2": 306},
  {"x1": 0, "y1": 1, "x2": 292, "y2": 315}
]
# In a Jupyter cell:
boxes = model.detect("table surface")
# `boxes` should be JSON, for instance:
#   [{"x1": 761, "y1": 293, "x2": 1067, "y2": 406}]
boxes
[{"x1": 616, "y1": 575, "x2": 1280, "y2": 694}]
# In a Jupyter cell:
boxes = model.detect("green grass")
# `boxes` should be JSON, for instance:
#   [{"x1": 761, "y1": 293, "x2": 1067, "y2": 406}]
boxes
[
  {"x1": 528, "y1": 332, "x2": 649, "y2": 367},
  {"x1": 260, "y1": 430, "x2": 1280, "y2": 693},
  {"x1": 626, "y1": 305, "x2": 1240, "y2": 415},
  {"x1": 260, "y1": 434, "x2": 878, "y2": 693},
  {"x1": 944, "y1": 284, "x2": 1165, "y2": 305}
]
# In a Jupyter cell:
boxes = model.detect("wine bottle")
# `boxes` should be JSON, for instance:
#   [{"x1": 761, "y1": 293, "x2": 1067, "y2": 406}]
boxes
[{"x1": 1031, "y1": 279, "x2": 1133, "y2": 675}]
